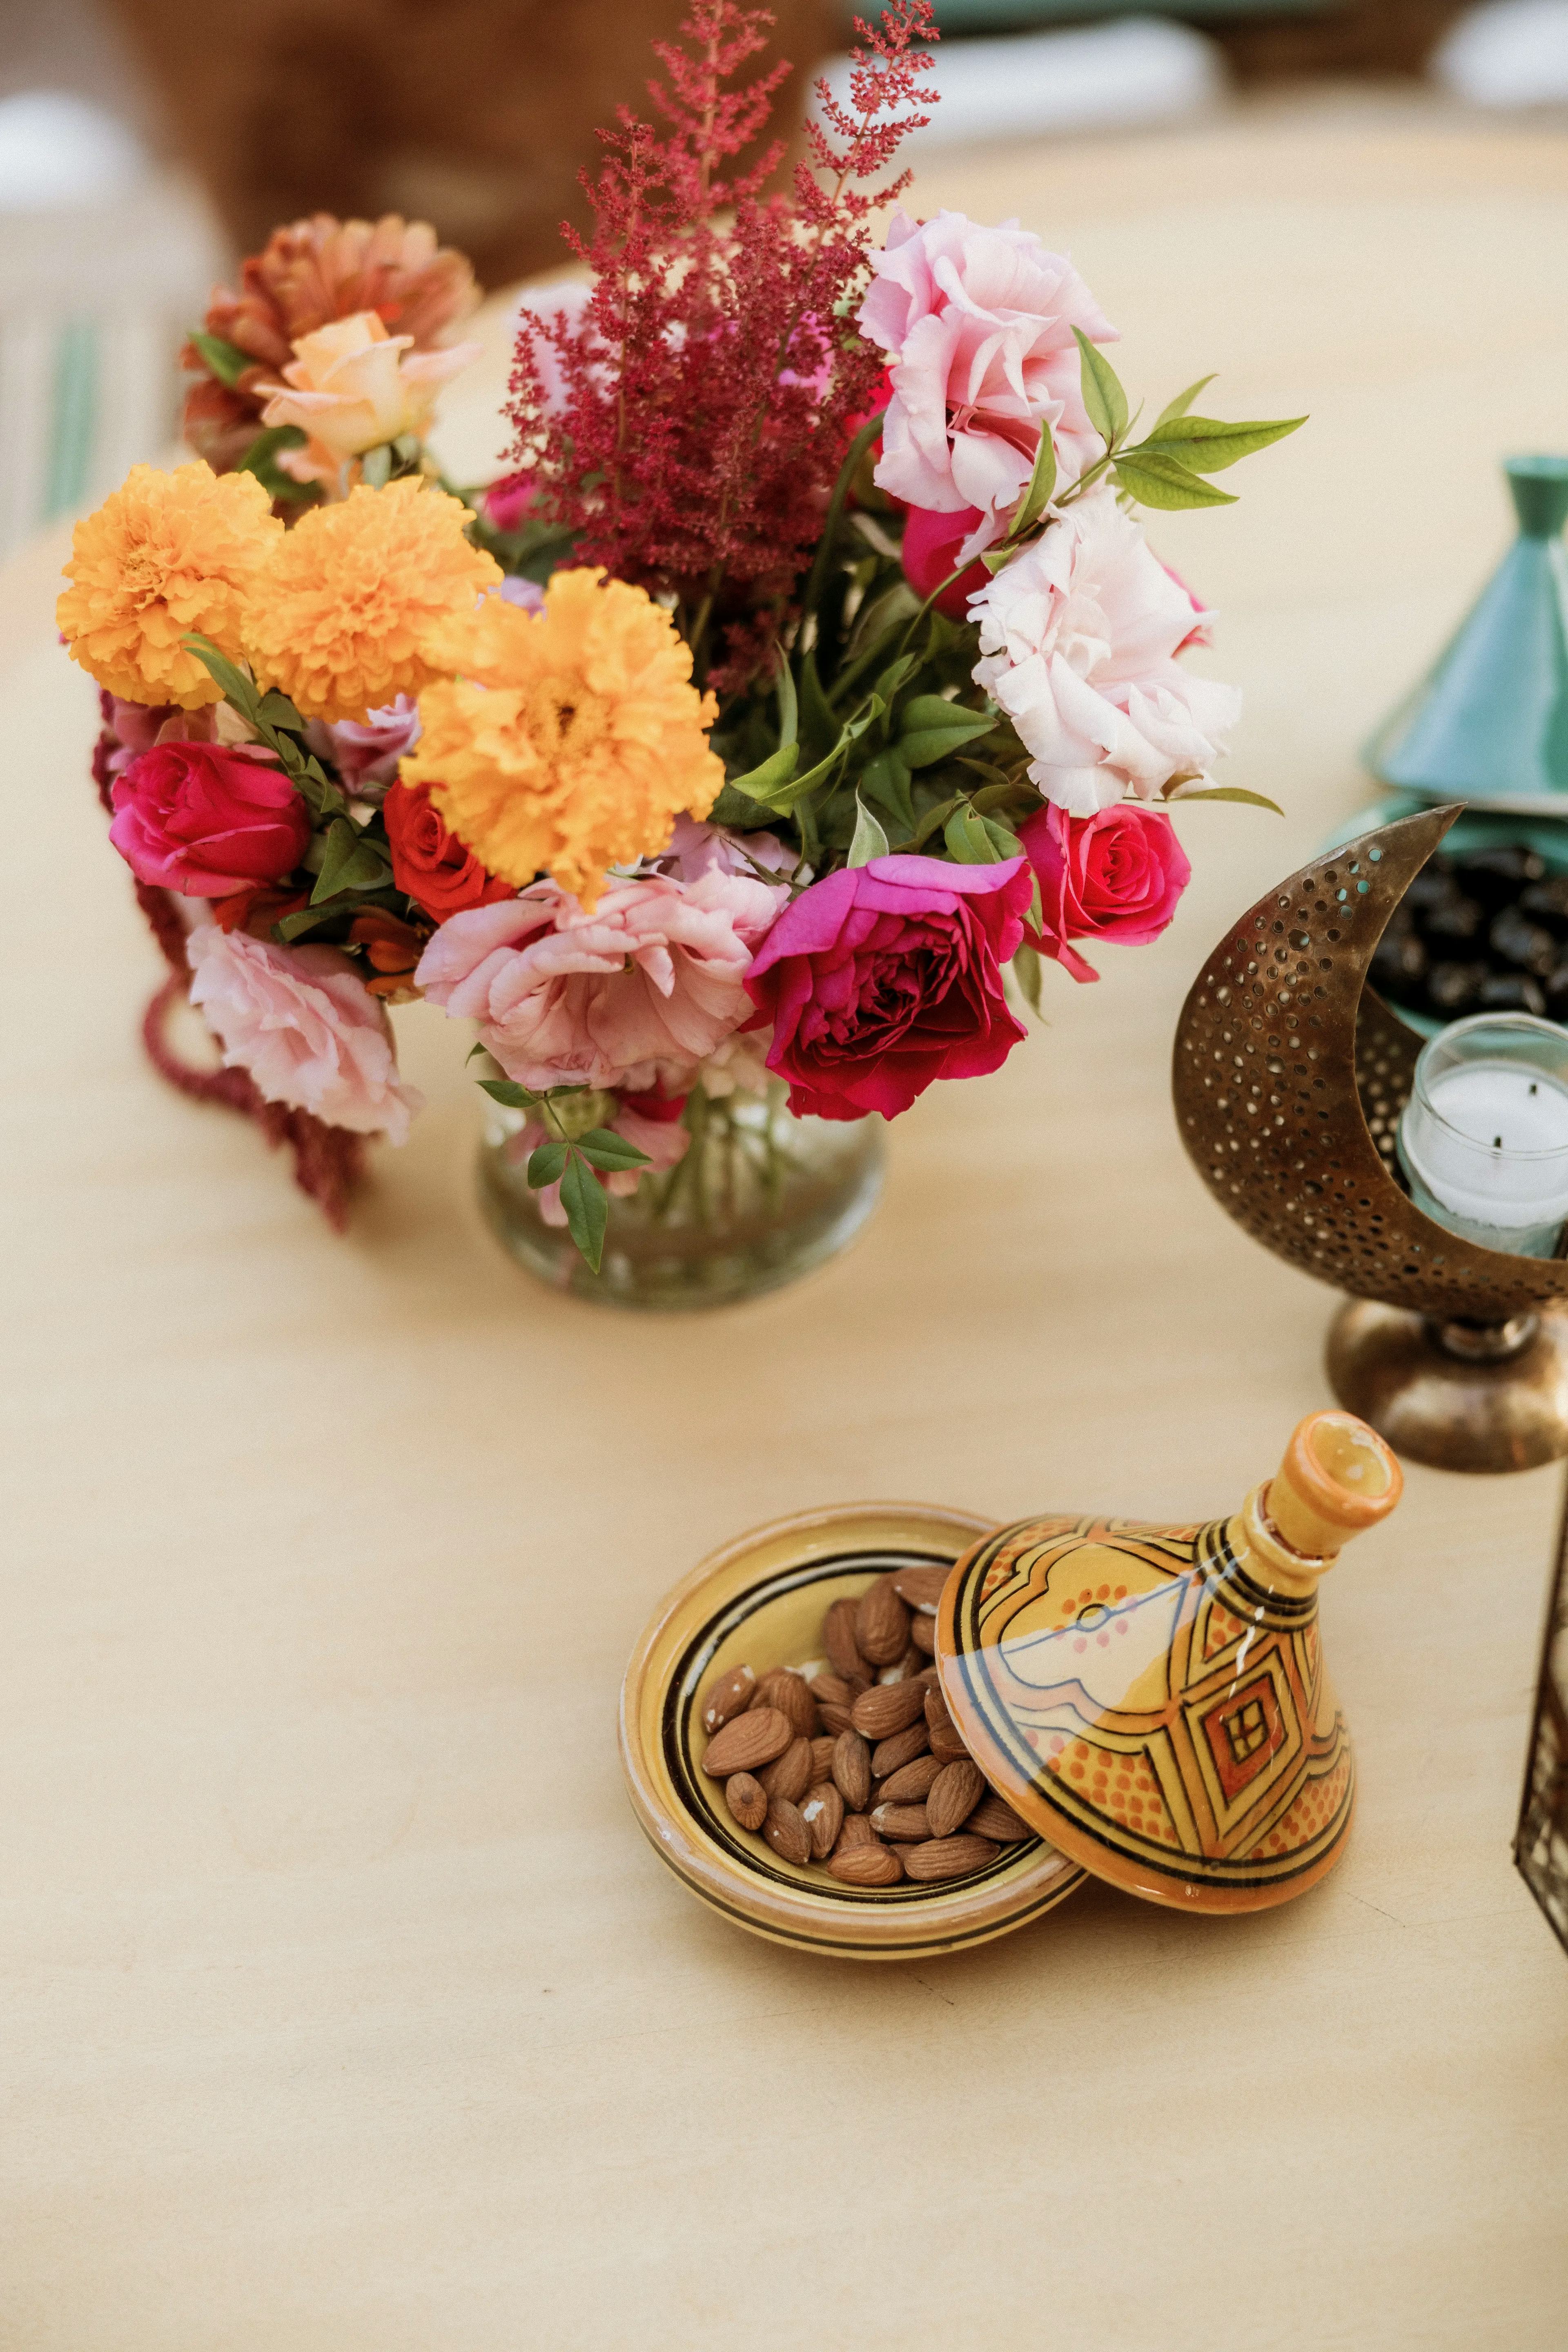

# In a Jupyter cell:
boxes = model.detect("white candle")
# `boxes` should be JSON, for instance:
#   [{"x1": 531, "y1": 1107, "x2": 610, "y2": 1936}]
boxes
[{"x1": 1398, "y1": 1013, "x2": 1568, "y2": 1258}]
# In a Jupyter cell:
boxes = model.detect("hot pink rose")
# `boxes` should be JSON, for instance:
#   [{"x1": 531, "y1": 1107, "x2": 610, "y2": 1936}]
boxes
[
  {"x1": 744, "y1": 855, "x2": 1033, "y2": 1122},
  {"x1": 859, "y1": 208, "x2": 1116, "y2": 559},
  {"x1": 901, "y1": 503, "x2": 991, "y2": 617},
  {"x1": 186, "y1": 924, "x2": 424, "y2": 1141},
  {"x1": 483, "y1": 474, "x2": 535, "y2": 533},
  {"x1": 1021, "y1": 801, "x2": 1190, "y2": 983},
  {"x1": 110, "y1": 739, "x2": 310, "y2": 897},
  {"x1": 414, "y1": 830, "x2": 791, "y2": 1093}
]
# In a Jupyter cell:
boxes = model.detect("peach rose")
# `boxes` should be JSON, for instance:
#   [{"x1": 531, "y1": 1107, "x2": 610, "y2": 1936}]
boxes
[
  {"x1": 258, "y1": 310, "x2": 479, "y2": 488},
  {"x1": 186, "y1": 923, "x2": 423, "y2": 1142}
]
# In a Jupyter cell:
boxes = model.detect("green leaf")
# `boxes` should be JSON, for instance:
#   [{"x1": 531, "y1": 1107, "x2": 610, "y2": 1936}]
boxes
[
  {"x1": 187, "y1": 330, "x2": 253, "y2": 387},
  {"x1": 898, "y1": 696, "x2": 999, "y2": 771},
  {"x1": 799, "y1": 406, "x2": 888, "y2": 621},
  {"x1": 560, "y1": 1149, "x2": 609, "y2": 1273},
  {"x1": 254, "y1": 688, "x2": 305, "y2": 733},
  {"x1": 1010, "y1": 429, "x2": 1058, "y2": 542},
  {"x1": 709, "y1": 782, "x2": 785, "y2": 830},
  {"x1": 478, "y1": 1078, "x2": 539, "y2": 1111},
  {"x1": 979, "y1": 815, "x2": 1024, "y2": 860},
  {"x1": 575, "y1": 1127, "x2": 654, "y2": 1172},
  {"x1": 1012, "y1": 941, "x2": 1044, "y2": 1017},
  {"x1": 1140, "y1": 413, "x2": 1306, "y2": 474},
  {"x1": 180, "y1": 633, "x2": 257, "y2": 716},
  {"x1": 360, "y1": 443, "x2": 394, "y2": 490},
  {"x1": 1111, "y1": 452, "x2": 1238, "y2": 511},
  {"x1": 724, "y1": 742, "x2": 798, "y2": 802},
  {"x1": 1154, "y1": 374, "x2": 1217, "y2": 431},
  {"x1": 944, "y1": 802, "x2": 1002, "y2": 864},
  {"x1": 236, "y1": 423, "x2": 313, "y2": 503},
  {"x1": 1073, "y1": 327, "x2": 1128, "y2": 448},
  {"x1": 871, "y1": 651, "x2": 918, "y2": 703},
  {"x1": 846, "y1": 795, "x2": 891, "y2": 867},
  {"x1": 904, "y1": 795, "x2": 958, "y2": 855},
  {"x1": 527, "y1": 1140, "x2": 568, "y2": 1187},
  {"x1": 798, "y1": 650, "x2": 838, "y2": 762},
  {"x1": 1169, "y1": 785, "x2": 1285, "y2": 814},
  {"x1": 858, "y1": 749, "x2": 915, "y2": 834},
  {"x1": 309, "y1": 818, "x2": 393, "y2": 906},
  {"x1": 775, "y1": 657, "x2": 799, "y2": 749},
  {"x1": 846, "y1": 580, "x2": 919, "y2": 663}
]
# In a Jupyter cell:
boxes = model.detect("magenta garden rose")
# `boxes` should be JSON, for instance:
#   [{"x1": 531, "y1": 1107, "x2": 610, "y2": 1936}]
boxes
[
  {"x1": 1022, "y1": 801, "x2": 1192, "y2": 983},
  {"x1": 109, "y1": 739, "x2": 311, "y2": 897},
  {"x1": 744, "y1": 856, "x2": 1036, "y2": 1122}
]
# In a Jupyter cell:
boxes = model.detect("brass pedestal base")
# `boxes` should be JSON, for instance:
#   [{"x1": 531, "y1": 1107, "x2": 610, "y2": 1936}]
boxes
[{"x1": 1327, "y1": 1300, "x2": 1568, "y2": 1473}]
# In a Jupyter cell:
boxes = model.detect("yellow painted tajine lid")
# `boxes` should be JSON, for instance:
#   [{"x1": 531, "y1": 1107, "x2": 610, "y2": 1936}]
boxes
[{"x1": 935, "y1": 1412, "x2": 1402, "y2": 1915}]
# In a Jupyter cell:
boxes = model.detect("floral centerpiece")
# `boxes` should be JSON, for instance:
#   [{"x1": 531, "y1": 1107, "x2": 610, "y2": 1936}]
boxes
[{"x1": 62, "y1": 1, "x2": 1300, "y2": 1304}]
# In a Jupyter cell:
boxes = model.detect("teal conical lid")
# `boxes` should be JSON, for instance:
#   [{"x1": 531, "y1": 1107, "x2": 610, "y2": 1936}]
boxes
[{"x1": 1368, "y1": 457, "x2": 1568, "y2": 815}]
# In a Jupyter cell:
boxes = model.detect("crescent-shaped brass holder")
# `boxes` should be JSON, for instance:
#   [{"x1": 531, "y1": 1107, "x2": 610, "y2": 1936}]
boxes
[{"x1": 1172, "y1": 805, "x2": 1568, "y2": 1472}]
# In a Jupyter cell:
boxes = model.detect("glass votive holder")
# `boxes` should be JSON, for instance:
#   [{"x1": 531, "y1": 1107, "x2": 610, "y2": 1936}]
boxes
[{"x1": 1397, "y1": 1013, "x2": 1568, "y2": 1259}]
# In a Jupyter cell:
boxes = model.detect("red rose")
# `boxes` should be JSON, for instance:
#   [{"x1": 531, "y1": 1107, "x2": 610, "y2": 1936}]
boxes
[
  {"x1": 901, "y1": 503, "x2": 990, "y2": 618},
  {"x1": 744, "y1": 855, "x2": 1033, "y2": 1121},
  {"x1": 1021, "y1": 801, "x2": 1191, "y2": 983},
  {"x1": 109, "y1": 740, "x2": 310, "y2": 897},
  {"x1": 383, "y1": 780, "x2": 516, "y2": 923}
]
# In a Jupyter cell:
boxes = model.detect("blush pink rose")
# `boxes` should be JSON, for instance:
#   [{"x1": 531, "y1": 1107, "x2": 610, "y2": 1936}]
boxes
[
  {"x1": 322, "y1": 695, "x2": 422, "y2": 793},
  {"x1": 186, "y1": 924, "x2": 423, "y2": 1142},
  {"x1": 110, "y1": 739, "x2": 310, "y2": 897},
  {"x1": 744, "y1": 855, "x2": 1033, "y2": 1121},
  {"x1": 969, "y1": 485, "x2": 1241, "y2": 815},
  {"x1": 414, "y1": 829, "x2": 791, "y2": 1092},
  {"x1": 859, "y1": 208, "x2": 1116, "y2": 559},
  {"x1": 1021, "y1": 801, "x2": 1191, "y2": 983}
]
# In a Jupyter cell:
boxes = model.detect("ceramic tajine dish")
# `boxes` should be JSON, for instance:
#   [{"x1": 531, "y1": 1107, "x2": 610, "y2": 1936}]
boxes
[{"x1": 619, "y1": 1503, "x2": 1085, "y2": 1961}]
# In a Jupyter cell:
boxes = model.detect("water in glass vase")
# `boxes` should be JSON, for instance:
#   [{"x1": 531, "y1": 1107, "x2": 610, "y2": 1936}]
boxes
[{"x1": 478, "y1": 1082, "x2": 884, "y2": 1309}]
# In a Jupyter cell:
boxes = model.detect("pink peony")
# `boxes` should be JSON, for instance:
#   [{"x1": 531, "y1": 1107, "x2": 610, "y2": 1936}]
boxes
[
  {"x1": 1021, "y1": 801, "x2": 1191, "y2": 983},
  {"x1": 969, "y1": 485, "x2": 1241, "y2": 816},
  {"x1": 323, "y1": 695, "x2": 421, "y2": 793},
  {"x1": 744, "y1": 855, "x2": 1033, "y2": 1122},
  {"x1": 186, "y1": 923, "x2": 423, "y2": 1142},
  {"x1": 110, "y1": 739, "x2": 310, "y2": 896},
  {"x1": 859, "y1": 209, "x2": 1116, "y2": 559},
  {"x1": 414, "y1": 824, "x2": 791, "y2": 1093}
]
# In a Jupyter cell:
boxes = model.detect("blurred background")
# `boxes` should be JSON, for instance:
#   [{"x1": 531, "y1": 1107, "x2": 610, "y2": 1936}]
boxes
[{"x1": 1, "y1": 0, "x2": 1566, "y2": 558}]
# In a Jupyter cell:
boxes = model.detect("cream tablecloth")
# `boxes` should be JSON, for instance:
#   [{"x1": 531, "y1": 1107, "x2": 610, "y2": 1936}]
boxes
[{"x1": 5, "y1": 89, "x2": 1568, "y2": 2352}]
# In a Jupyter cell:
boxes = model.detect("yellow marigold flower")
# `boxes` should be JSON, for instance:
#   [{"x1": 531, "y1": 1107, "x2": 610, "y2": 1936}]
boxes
[
  {"x1": 243, "y1": 476, "x2": 501, "y2": 723},
  {"x1": 57, "y1": 461, "x2": 282, "y2": 710},
  {"x1": 403, "y1": 568, "x2": 722, "y2": 909}
]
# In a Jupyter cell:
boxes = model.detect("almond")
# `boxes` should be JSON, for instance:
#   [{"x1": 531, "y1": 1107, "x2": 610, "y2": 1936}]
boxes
[
  {"x1": 806, "y1": 1670, "x2": 854, "y2": 1712},
  {"x1": 891, "y1": 1563, "x2": 949, "y2": 1613},
  {"x1": 764, "y1": 1797, "x2": 813, "y2": 1866},
  {"x1": 809, "y1": 1734, "x2": 838, "y2": 1784},
  {"x1": 702, "y1": 1704, "x2": 793, "y2": 1777},
  {"x1": 909, "y1": 1616, "x2": 937, "y2": 1656},
  {"x1": 871, "y1": 1721, "x2": 929, "y2": 1780},
  {"x1": 833, "y1": 1812, "x2": 875, "y2": 1854},
  {"x1": 924, "y1": 1684, "x2": 969, "y2": 1764},
  {"x1": 760, "y1": 1736, "x2": 813, "y2": 1803},
  {"x1": 926, "y1": 1759, "x2": 985, "y2": 1840},
  {"x1": 824, "y1": 1597, "x2": 871, "y2": 1683},
  {"x1": 965, "y1": 1793, "x2": 1032, "y2": 1844},
  {"x1": 827, "y1": 1840, "x2": 905, "y2": 1886},
  {"x1": 851, "y1": 1680, "x2": 927, "y2": 1741},
  {"x1": 750, "y1": 1668, "x2": 818, "y2": 1737},
  {"x1": 725, "y1": 1772, "x2": 768, "y2": 1831},
  {"x1": 800, "y1": 1782, "x2": 845, "y2": 1860},
  {"x1": 855, "y1": 1576, "x2": 911, "y2": 1667},
  {"x1": 701, "y1": 1662, "x2": 757, "y2": 1734},
  {"x1": 902, "y1": 1833, "x2": 999, "y2": 1883},
  {"x1": 876, "y1": 1649, "x2": 922, "y2": 1686},
  {"x1": 869, "y1": 1802, "x2": 933, "y2": 1843},
  {"x1": 879, "y1": 1754, "x2": 943, "y2": 1804},
  {"x1": 831, "y1": 1729, "x2": 873, "y2": 1812},
  {"x1": 817, "y1": 1701, "x2": 856, "y2": 1737}
]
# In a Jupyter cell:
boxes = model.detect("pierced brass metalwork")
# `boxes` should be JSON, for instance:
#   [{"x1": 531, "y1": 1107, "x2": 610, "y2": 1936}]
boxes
[{"x1": 1172, "y1": 804, "x2": 1568, "y2": 1470}]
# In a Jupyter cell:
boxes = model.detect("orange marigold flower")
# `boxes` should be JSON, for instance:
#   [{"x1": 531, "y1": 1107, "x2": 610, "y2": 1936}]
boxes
[
  {"x1": 58, "y1": 461, "x2": 282, "y2": 709},
  {"x1": 402, "y1": 568, "x2": 722, "y2": 909},
  {"x1": 243, "y1": 477, "x2": 501, "y2": 723}
]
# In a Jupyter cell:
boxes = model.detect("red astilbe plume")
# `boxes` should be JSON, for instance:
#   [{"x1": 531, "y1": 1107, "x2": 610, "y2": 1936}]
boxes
[{"x1": 506, "y1": 1, "x2": 937, "y2": 695}]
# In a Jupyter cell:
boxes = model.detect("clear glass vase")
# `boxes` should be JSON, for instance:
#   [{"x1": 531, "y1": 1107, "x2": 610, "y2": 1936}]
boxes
[{"x1": 477, "y1": 1082, "x2": 884, "y2": 1309}]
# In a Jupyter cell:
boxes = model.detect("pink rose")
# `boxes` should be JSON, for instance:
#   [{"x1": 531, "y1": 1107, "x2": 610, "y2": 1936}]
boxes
[
  {"x1": 414, "y1": 838, "x2": 791, "y2": 1093},
  {"x1": 322, "y1": 695, "x2": 421, "y2": 793},
  {"x1": 110, "y1": 739, "x2": 310, "y2": 897},
  {"x1": 186, "y1": 923, "x2": 423, "y2": 1142},
  {"x1": 483, "y1": 474, "x2": 535, "y2": 533},
  {"x1": 859, "y1": 208, "x2": 1116, "y2": 559},
  {"x1": 901, "y1": 503, "x2": 991, "y2": 617},
  {"x1": 969, "y1": 485, "x2": 1241, "y2": 815},
  {"x1": 744, "y1": 855, "x2": 1033, "y2": 1122},
  {"x1": 1021, "y1": 801, "x2": 1191, "y2": 983}
]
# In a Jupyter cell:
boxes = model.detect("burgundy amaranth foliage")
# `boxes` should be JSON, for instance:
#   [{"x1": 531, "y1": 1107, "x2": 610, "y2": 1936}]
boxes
[{"x1": 506, "y1": 1, "x2": 938, "y2": 695}]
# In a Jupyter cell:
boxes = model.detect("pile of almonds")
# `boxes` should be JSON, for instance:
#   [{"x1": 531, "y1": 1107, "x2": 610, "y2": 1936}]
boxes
[{"x1": 698, "y1": 1564, "x2": 1031, "y2": 1888}]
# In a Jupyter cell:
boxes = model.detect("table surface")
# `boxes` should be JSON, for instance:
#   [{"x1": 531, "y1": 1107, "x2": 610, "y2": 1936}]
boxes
[{"x1": 6, "y1": 86, "x2": 1568, "y2": 2352}]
